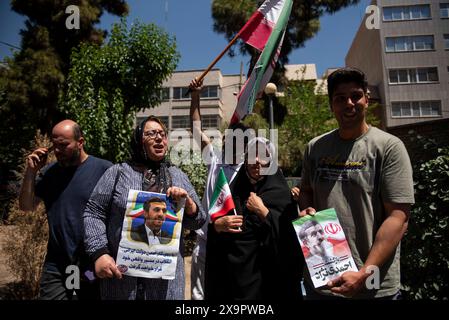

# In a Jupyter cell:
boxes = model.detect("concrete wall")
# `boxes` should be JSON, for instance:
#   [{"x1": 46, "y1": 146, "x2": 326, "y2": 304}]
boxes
[{"x1": 346, "y1": 0, "x2": 449, "y2": 129}]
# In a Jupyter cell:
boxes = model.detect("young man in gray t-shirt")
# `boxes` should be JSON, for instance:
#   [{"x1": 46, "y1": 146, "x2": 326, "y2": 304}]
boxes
[{"x1": 298, "y1": 67, "x2": 414, "y2": 299}]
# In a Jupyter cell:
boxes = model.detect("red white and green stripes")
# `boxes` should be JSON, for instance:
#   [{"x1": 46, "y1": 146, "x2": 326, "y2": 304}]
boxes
[
  {"x1": 240, "y1": 0, "x2": 289, "y2": 51},
  {"x1": 231, "y1": 0, "x2": 292, "y2": 124},
  {"x1": 208, "y1": 168, "x2": 236, "y2": 222}
]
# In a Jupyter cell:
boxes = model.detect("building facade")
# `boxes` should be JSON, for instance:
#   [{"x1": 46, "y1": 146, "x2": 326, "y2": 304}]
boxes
[
  {"x1": 136, "y1": 69, "x2": 243, "y2": 135},
  {"x1": 136, "y1": 64, "x2": 325, "y2": 135},
  {"x1": 346, "y1": 0, "x2": 449, "y2": 128}
]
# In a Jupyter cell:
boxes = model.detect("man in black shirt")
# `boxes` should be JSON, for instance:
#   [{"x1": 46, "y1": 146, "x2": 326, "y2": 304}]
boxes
[{"x1": 19, "y1": 119, "x2": 112, "y2": 300}]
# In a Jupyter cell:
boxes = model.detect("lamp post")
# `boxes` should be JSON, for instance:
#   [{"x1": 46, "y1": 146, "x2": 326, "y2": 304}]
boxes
[{"x1": 264, "y1": 82, "x2": 277, "y2": 142}]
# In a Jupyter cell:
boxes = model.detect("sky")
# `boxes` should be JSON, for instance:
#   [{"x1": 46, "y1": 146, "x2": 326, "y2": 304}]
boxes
[{"x1": 0, "y1": 0, "x2": 371, "y2": 77}]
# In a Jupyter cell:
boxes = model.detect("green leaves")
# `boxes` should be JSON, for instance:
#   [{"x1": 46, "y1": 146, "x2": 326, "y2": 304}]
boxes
[
  {"x1": 63, "y1": 19, "x2": 180, "y2": 163},
  {"x1": 211, "y1": 0, "x2": 361, "y2": 69},
  {"x1": 401, "y1": 145, "x2": 449, "y2": 300},
  {"x1": 277, "y1": 77, "x2": 337, "y2": 176}
]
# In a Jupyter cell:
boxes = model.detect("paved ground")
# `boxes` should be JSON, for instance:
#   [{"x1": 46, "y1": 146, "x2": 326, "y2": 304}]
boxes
[{"x1": 184, "y1": 256, "x2": 192, "y2": 300}]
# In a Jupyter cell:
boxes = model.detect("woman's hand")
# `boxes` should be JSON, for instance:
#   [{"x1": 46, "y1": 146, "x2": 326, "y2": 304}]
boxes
[
  {"x1": 95, "y1": 254, "x2": 122, "y2": 279},
  {"x1": 246, "y1": 192, "x2": 269, "y2": 220},
  {"x1": 213, "y1": 215, "x2": 243, "y2": 233},
  {"x1": 167, "y1": 187, "x2": 198, "y2": 216},
  {"x1": 291, "y1": 186, "x2": 300, "y2": 202}
]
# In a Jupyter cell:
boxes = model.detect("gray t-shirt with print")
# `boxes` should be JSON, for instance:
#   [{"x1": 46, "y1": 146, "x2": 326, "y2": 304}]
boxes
[{"x1": 301, "y1": 126, "x2": 414, "y2": 298}]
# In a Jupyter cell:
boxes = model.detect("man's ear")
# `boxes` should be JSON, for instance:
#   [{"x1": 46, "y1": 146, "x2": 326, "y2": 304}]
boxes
[
  {"x1": 78, "y1": 136, "x2": 85, "y2": 149},
  {"x1": 365, "y1": 91, "x2": 370, "y2": 104}
]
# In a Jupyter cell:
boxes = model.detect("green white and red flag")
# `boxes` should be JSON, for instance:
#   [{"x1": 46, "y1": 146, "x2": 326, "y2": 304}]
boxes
[
  {"x1": 239, "y1": 0, "x2": 290, "y2": 52},
  {"x1": 231, "y1": 0, "x2": 292, "y2": 125},
  {"x1": 208, "y1": 168, "x2": 236, "y2": 222}
]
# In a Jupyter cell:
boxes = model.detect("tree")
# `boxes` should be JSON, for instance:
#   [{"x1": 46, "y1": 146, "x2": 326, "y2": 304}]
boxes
[
  {"x1": 2, "y1": 0, "x2": 129, "y2": 134},
  {"x1": 63, "y1": 20, "x2": 180, "y2": 163},
  {"x1": 0, "y1": 0, "x2": 128, "y2": 207},
  {"x1": 277, "y1": 77, "x2": 337, "y2": 176}
]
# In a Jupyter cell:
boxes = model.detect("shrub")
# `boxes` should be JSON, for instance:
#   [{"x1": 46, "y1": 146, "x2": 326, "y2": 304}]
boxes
[
  {"x1": 1, "y1": 131, "x2": 51, "y2": 299},
  {"x1": 401, "y1": 144, "x2": 449, "y2": 300}
]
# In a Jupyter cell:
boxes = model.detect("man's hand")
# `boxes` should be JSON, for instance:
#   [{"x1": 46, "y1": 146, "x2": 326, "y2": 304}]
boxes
[
  {"x1": 246, "y1": 192, "x2": 269, "y2": 219},
  {"x1": 213, "y1": 215, "x2": 243, "y2": 233},
  {"x1": 95, "y1": 254, "x2": 122, "y2": 279},
  {"x1": 299, "y1": 207, "x2": 316, "y2": 217},
  {"x1": 25, "y1": 147, "x2": 50, "y2": 175},
  {"x1": 327, "y1": 270, "x2": 369, "y2": 297}
]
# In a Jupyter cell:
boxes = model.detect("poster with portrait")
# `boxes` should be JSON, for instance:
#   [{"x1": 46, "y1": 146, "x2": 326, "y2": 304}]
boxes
[
  {"x1": 292, "y1": 208, "x2": 358, "y2": 288},
  {"x1": 115, "y1": 189, "x2": 185, "y2": 280}
]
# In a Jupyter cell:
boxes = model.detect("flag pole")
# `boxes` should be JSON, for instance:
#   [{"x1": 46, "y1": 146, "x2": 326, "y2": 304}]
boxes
[
  {"x1": 233, "y1": 208, "x2": 242, "y2": 231},
  {"x1": 185, "y1": 29, "x2": 245, "y2": 96},
  {"x1": 197, "y1": 31, "x2": 244, "y2": 83}
]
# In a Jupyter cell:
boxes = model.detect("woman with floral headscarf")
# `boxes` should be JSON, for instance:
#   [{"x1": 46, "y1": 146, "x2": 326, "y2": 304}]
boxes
[
  {"x1": 205, "y1": 137, "x2": 304, "y2": 301},
  {"x1": 83, "y1": 115, "x2": 205, "y2": 300}
]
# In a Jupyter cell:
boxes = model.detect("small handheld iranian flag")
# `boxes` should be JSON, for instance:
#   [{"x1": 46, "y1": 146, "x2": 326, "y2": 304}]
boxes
[{"x1": 209, "y1": 168, "x2": 236, "y2": 222}]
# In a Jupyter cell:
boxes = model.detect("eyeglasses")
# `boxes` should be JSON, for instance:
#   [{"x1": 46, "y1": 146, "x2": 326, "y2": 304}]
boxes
[{"x1": 143, "y1": 130, "x2": 167, "y2": 139}]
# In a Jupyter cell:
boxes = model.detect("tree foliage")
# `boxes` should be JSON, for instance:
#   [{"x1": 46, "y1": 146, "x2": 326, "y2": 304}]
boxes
[
  {"x1": 1, "y1": 132, "x2": 52, "y2": 299},
  {"x1": 278, "y1": 78, "x2": 337, "y2": 176},
  {"x1": 63, "y1": 20, "x2": 180, "y2": 163},
  {"x1": 0, "y1": 0, "x2": 128, "y2": 204},
  {"x1": 401, "y1": 137, "x2": 449, "y2": 300}
]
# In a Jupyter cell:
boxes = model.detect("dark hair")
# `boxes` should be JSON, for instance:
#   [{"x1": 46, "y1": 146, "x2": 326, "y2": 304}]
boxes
[
  {"x1": 327, "y1": 67, "x2": 368, "y2": 101},
  {"x1": 130, "y1": 115, "x2": 168, "y2": 165},
  {"x1": 143, "y1": 197, "x2": 166, "y2": 212},
  {"x1": 298, "y1": 220, "x2": 321, "y2": 241},
  {"x1": 73, "y1": 123, "x2": 84, "y2": 140}
]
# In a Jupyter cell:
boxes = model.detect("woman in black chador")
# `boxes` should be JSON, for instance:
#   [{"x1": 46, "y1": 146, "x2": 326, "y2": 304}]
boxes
[{"x1": 205, "y1": 137, "x2": 303, "y2": 301}]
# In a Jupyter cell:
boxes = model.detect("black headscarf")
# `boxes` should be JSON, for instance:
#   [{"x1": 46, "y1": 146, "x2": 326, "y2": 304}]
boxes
[
  {"x1": 206, "y1": 137, "x2": 303, "y2": 300},
  {"x1": 128, "y1": 115, "x2": 172, "y2": 193}
]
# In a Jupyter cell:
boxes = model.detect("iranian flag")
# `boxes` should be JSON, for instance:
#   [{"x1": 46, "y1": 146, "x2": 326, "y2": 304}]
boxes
[
  {"x1": 208, "y1": 168, "x2": 236, "y2": 222},
  {"x1": 240, "y1": 0, "x2": 290, "y2": 52},
  {"x1": 231, "y1": 0, "x2": 292, "y2": 125}
]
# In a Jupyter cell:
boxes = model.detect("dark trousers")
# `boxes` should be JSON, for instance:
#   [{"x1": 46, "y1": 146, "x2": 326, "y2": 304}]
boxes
[{"x1": 39, "y1": 263, "x2": 100, "y2": 300}]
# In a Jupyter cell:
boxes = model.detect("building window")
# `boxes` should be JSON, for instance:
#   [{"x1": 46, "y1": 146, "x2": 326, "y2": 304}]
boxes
[
  {"x1": 201, "y1": 115, "x2": 220, "y2": 129},
  {"x1": 173, "y1": 87, "x2": 190, "y2": 100},
  {"x1": 159, "y1": 116, "x2": 169, "y2": 129},
  {"x1": 160, "y1": 87, "x2": 170, "y2": 101},
  {"x1": 391, "y1": 101, "x2": 442, "y2": 118},
  {"x1": 201, "y1": 86, "x2": 220, "y2": 99},
  {"x1": 441, "y1": 3, "x2": 449, "y2": 18},
  {"x1": 383, "y1": 5, "x2": 431, "y2": 21},
  {"x1": 388, "y1": 67, "x2": 439, "y2": 84},
  {"x1": 444, "y1": 34, "x2": 449, "y2": 49},
  {"x1": 386, "y1": 35, "x2": 434, "y2": 52},
  {"x1": 171, "y1": 116, "x2": 190, "y2": 129}
]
